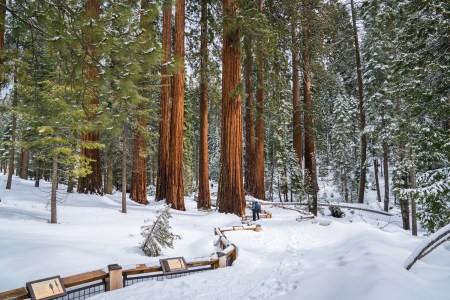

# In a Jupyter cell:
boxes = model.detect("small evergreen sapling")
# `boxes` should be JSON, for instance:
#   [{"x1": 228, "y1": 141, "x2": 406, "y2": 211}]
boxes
[{"x1": 140, "y1": 205, "x2": 180, "y2": 257}]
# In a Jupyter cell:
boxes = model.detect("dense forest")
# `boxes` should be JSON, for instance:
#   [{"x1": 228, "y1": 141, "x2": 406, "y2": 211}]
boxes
[{"x1": 0, "y1": 0, "x2": 448, "y2": 233}]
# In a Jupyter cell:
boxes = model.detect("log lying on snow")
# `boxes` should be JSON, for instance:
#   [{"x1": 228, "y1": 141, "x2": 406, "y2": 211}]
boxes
[{"x1": 404, "y1": 223, "x2": 450, "y2": 271}]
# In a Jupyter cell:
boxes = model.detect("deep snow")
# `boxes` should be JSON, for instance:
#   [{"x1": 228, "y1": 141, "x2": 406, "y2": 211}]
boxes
[{"x1": 0, "y1": 174, "x2": 449, "y2": 300}]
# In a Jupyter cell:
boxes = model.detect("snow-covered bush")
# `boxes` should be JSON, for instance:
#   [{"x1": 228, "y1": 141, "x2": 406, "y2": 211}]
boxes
[
  {"x1": 140, "y1": 205, "x2": 180, "y2": 257},
  {"x1": 401, "y1": 168, "x2": 450, "y2": 233},
  {"x1": 329, "y1": 206, "x2": 345, "y2": 218}
]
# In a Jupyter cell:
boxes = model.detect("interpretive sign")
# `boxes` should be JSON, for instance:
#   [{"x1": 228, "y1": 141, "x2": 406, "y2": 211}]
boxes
[
  {"x1": 160, "y1": 257, "x2": 188, "y2": 275},
  {"x1": 26, "y1": 276, "x2": 67, "y2": 300}
]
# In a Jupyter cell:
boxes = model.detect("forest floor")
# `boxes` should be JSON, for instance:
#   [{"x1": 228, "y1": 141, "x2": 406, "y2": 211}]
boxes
[{"x1": 0, "y1": 173, "x2": 449, "y2": 300}]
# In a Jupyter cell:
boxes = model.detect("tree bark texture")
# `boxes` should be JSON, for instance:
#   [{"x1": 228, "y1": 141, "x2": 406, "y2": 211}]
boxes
[
  {"x1": 130, "y1": 116, "x2": 149, "y2": 204},
  {"x1": 383, "y1": 141, "x2": 389, "y2": 212},
  {"x1": 167, "y1": 0, "x2": 186, "y2": 211},
  {"x1": 198, "y1": 0, "x2": 211, "y2": 210},
  {"x1": 291, "y1": 8, "x2": 302, "y2": 168},
  {"x1": 253, "y1": 0, "x2": 265, "y2": 200},
  {"x1": 244, "y1": 37, "x2": 255, "y2": 195},
  {"x1": 301, "y1": 12, "x2": 318, "y2": 216},
  {"x1": 218, "y1": 0, "x2": 245, "y2": 217},
  {"x1": 50, "y1": 155, "x2": 58, "y2": 224},
  {"x1": 35, "y1": 159, "x2": 41, "y2": 187},
  {"x1": 20, "y1": 150, "x2": 29, "y2": 179},
  {"x1": 374, "y1": 158, "x2": 381, "y2": 202},
  {"x1": 351, "y1": 0, "x2": 367, "y2": 204},
  {"x1": 156, "y1": 0, "x2": 172, "y2": 201},
  {"x1": 78, "y1": 0, "x2": 102, "y2": 195}
]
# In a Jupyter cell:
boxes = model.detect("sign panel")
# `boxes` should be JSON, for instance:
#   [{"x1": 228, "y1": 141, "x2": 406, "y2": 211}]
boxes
[
  {"x1": 160, "y1": 257, "x2": 188, "y2": 275},
  {"x1": 26, "y1": 276, "x2": 67, "y2": 300}
]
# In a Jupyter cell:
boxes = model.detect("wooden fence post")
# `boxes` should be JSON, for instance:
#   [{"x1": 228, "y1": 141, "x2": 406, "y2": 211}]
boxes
[{"x1": 106, "y1": 264, "x2": 123, "y2": 291}]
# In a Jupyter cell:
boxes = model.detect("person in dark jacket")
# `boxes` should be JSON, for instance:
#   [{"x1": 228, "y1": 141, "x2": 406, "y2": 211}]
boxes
[{"x1": 252, "y1": 201, "x2": 260, "y2": 221}]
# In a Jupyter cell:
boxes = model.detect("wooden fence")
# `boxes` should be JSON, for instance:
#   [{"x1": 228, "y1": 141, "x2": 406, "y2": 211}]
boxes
[{"x1": 0, "y1": 225, "x2": 261, "y2": 300}]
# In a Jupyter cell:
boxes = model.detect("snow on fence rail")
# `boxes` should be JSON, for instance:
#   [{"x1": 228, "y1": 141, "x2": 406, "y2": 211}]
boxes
[{"x1": 0, "y1": 225, "x2": 261, "y2": 300}]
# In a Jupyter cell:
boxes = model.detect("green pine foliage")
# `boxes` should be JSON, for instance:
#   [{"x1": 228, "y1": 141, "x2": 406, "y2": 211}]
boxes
[{"x1": 140, "y1": 205, "x2": 180, "y2": 257}]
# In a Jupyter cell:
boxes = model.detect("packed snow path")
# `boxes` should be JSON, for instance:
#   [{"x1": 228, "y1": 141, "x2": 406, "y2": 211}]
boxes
[{"x1": 0, "y1": 174, "x2": 449, "y2": 300}]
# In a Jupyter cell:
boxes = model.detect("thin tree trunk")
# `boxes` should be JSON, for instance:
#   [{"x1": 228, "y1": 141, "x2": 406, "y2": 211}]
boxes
[
  {"x1": 105, "y1": 146, "x2": 113, "y2": 194},
  {"x1": 156, "y1": 0, "x2": 172, "y2": 201},
  {"x1": 122, "y1": 126, "x2": 127, "y2": 214},
  {"x1": 244, "y1": 37, "x2": 255, "y2": 195},
  {"x1": 50, "y1": 155, "x2": 58, "y2": 224},
  {"x1": 383, "y1": 141, "x2": 389, "y2": 212},
  {"x1": 218, "y1": 0, "x2": 245, "y2": 217},
  {"x1": 351, "y1": 0, "x2": 367, "y2": 204},
  {"x1": 253, "y1": 0, "x2": 265, "y2": 200},
  {"x1": 6, "y1": 41, "x2": 18, "y2": 190},
  {"x1": 302, "y1": 5, "x2": 318, "y2": 216},
  {"x1": 20, "y1": 150, "x2": 29, "y2": 179},
  {"x1": 35, "y1": 158, "x2": 41, "y2": 187},
  {"x1": 410, "y1": 150, "x2": 417, "y2": 236},
  {"x1": 374, "y1": 158, "x2": 381, "y2": 202},
  {"x1": 167, "y1": 0, "x2": 186, "y2": 211},
  {"x1": 198, "y1": 0, "x2": 211, "y2": 210},
  {"x1": 291, "y1": 8, "x2": 302, "y2": 167},
  {"x1": 78, "y1": 0, "x2": 102, "y2": 195}
]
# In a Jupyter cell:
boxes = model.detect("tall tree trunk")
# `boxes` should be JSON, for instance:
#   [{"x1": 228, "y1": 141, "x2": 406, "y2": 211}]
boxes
[
  {"x1": 78, "y1": 0, "x2": 102, "y2": 195},
  {"x1": 105, "y1": 146, "x2": 113, "y2": 194},
  {"x1": 20, "y1": 150, "x2": 29, "y2": 179},
  {"x1": 410, "y1": 150, "x2": 417, "y2": 236},
  {"x1": 244, "y1": 37, "x2": 255, "y2": 195},
  {"x1": 198, "y1": 0, "x2": 211, "y2": 210},
  {"x1": 156, "y1": 0, "x2": 172, "y2": 201},
  {"x1": 351, "y1": 0, "x2": 367, "y2": 204},
  {"x1": 291, "y1": 7, "x2": 302, "y2": 168},
  {"x1": 50, "y1": 155, "x2": 58, "y2": 224},
  {"x1": 0, "y1": 0, "x2": 5, "y2": 87},
  {"x1": 374, "y1": 158, "x2": 381, "y2": 202},
  {"x1": 253, "y1": 0, "x2": 265, "y2": 200},
  {"x1": 383, "y1": 141, "x2": 389, "y2": 212},
  {"x1": 218, "y1": 0, "x2": 245, "y2": 217},
  {"x1": 167, "y1": 0, "x2": 186, "y2": 211},
  {"x1": 130, "y1": 117, "x2": 149, "y2": 204},
  {"x1": 302, "y1": 7, "x2": 318, "y2": 216},
  {"x1": 122, "y1": 126, "x2": 127, "y2": 214}
]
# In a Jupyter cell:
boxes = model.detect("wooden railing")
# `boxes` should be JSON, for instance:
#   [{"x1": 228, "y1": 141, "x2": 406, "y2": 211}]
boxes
[{"x1": 0, "y1": 225, "x2": 261, "y2": 300}]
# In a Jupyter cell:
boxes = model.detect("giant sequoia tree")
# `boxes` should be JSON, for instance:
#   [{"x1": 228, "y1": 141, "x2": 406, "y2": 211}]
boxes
[
  {"x1": 166, "y1": 0, "x2": 186, "y2": 211},
  {"x1": 78, "y1": 0, "x2": 103, "y2": 195},
  {"x1": 217, "y1": 0, "x2": 245, "y2": 216}
]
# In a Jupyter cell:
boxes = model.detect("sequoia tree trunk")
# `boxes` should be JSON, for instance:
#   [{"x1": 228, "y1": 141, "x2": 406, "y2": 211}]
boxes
[
  {"x1": 253, "y1": 0, "x2": 265, "y2": 200},
  {"x1": 197, "y1": 0, "x2": 211, "y2": 210},
  {"x1": 78, "y1": 0, "x2": 102, "y2": 195},
  {"x1": 166, "y1": 0, "x2": 186, "y2": 211},
  {"x1": 244, "y1": 37, "x2": 255, "y2": 195},
  {"x1": 217, "y1": 0, "x2": 245, "y2": 217},
  {"x1": 291, "y1": 7, "x2": 302, "y2": 168},
  {"x1": 302, "y1": 7, "x2": 318, "y2": 216},
  {"x1": 351, "y1": 0, "x2": 367, "y2": 204},
  {"x1": 130, "y1": 116, "x2": 148, "y2": 204},
  {"x1": 156, "y1": 0, "x2": 172, "y2": 201}
]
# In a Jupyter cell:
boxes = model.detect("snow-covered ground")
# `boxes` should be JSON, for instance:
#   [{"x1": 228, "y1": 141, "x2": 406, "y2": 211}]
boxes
[{"x1": 0, "y1": 173, "x2": 449, "y2": 300}]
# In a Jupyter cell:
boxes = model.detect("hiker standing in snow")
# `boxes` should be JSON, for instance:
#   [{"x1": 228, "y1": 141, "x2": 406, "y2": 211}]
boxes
[{"x1": 252, "y1": 201, "x2": 260, "y2": 221}]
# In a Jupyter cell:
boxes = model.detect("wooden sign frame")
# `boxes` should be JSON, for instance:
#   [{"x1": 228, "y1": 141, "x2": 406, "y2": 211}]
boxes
[
  {"x1": 26, "y1": 276, "x2": 67, "y2": 300},
  {"x1": 160, "y1": 257, "x2": 188, "y2": 275}
]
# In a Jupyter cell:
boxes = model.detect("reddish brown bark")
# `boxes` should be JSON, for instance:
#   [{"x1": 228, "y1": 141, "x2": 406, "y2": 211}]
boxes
[
  {"x1": 291, "y1": 12, "x2": 302, "y2": 167},
  {"x1": 244, "y1": 37, "x2": 255, "y2": 195},
  {"x1": 253, "y1": 0, "x2": 265, "y2": 200},
  {"x1": 197, "y1": 0, "x2": 211, "y2": 210},
  {"x1": 302, "y1": 13, "x2": 318, "y2": 216},
  {"x1": 155, "y1": 0, "x2": 172, "y2": 201},
  {"x1": 166, "y1": 0, "x2": 185, "y2": 211},
  {"x1": 20, "y1": 150, "x2": 29, "y2": 179},
  {"x1": 218, "y1": 0, "x2": 245, "y2": 217},
  {"x1": 130, "y1": 115, "x2": 149, "y2": 204},
  {"x1": 78, "y1": 0, "x2": 102, "y2": 195}
]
